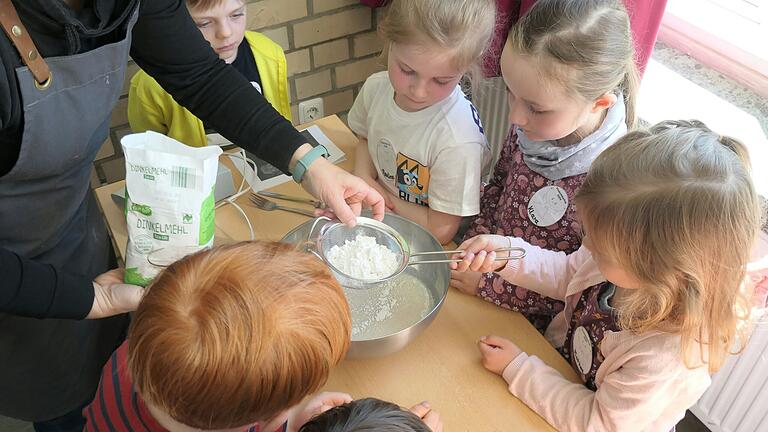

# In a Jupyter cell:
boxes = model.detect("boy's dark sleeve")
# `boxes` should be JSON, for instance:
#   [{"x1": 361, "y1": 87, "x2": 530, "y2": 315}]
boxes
[
  {"x1": 0, "y1": 247, "x2": 94, "y2": 319},
  {"x1": 130, "y1": 0, "x2": 306, "y2": 174}
]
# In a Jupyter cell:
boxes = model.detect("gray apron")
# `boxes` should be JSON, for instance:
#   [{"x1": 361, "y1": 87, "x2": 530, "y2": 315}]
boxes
[{"x1": 0, "y1": 1, "x2": 139, "y2": 420}]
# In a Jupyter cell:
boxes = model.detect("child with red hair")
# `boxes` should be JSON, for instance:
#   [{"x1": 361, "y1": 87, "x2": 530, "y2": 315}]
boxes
[{"x1": 85, "y1": 241, "x2": 352, "y2": 432}]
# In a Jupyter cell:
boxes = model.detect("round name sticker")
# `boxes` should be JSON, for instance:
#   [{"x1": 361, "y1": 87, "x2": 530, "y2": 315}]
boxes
[
  {"x1": 571, "y1": 326, "x2": 593, "y2": 375},
  {"x1": 527, "y1": 185, "x2": 568, "y2": 227},
  {"x1": 376, "y1": 138, "x2": 397, "y2": 181}
]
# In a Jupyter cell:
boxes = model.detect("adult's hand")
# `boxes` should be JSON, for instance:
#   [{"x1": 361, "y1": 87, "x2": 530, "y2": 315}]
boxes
[
  {"x1": 360, "y1": 174, "x2": 396, "y2": 211},
  {"x1": 301, "y1": 156, "x2": 385, "y2": 226},
  {"x1": 87, "y1": 269, "x2": 145, "y2": 319}
]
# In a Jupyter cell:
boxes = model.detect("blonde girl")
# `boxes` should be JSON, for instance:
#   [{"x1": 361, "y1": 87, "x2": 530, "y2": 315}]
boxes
[
  {"x1": 451, "y1": 0, "x2": 639, "y2": 334},
  {"x1": 453, "y1": 120, "x2": 762, "y2": 431},
  {"x1": 348, "y1": 0, "x2": 495, "y2": 244}
]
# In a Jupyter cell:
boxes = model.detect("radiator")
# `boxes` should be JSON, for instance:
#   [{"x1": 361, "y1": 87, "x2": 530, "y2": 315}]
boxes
[
  {"x1": 691, "y1": 318, "x2": 768, "y2": 431},
  {"x1": 473, "y1": 76, "x2": 510, "y2": 176}
]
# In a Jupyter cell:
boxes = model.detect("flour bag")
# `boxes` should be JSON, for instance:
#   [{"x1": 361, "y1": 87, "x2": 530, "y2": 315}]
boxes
[{"x1": 122, "y1": 131, "x2": 222, "y2": 286}]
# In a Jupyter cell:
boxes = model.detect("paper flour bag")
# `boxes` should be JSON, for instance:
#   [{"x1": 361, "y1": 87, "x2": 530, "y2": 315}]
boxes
[{"x1": 122, "y1": 131, "x2": 222, "y2": 286}]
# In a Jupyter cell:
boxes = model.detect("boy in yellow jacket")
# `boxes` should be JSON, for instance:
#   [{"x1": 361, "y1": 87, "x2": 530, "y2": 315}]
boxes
[{"x1": 128, "y1": 0, "x2": 291, "y2": 147}]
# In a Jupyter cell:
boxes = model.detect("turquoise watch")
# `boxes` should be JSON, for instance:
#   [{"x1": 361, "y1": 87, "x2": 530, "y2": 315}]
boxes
[{"x1": 292, "y1": 144, "x2": 330, "y2": 183}]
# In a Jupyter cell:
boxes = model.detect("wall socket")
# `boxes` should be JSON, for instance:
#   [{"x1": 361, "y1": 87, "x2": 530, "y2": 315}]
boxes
[{"x1": 298, "y1": 98, "x2": 324, "y2": 123}]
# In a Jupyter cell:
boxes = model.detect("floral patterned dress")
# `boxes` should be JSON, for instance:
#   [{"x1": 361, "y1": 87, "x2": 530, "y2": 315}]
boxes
[
  {"x1": 559, "y1": 282, "x2": 621, "y2": 391},
  {"x1": 464, "y1": 129, "x2": 587, "y2": 334}
]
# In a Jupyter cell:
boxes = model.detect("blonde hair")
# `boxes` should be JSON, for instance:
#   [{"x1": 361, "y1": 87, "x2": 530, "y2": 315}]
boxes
[
  {"x1": 576, "y1": 120, "x2": 762, "y2": 373},
  {"x1": 128, "y1": 241, "x2": 351, "y2": 429},
  {"x1": 508, "y1": 0, "x2": 639, "y2": 128},
  {"x1": 378, "y1": 0, "x2": 496, "y2": 87}
]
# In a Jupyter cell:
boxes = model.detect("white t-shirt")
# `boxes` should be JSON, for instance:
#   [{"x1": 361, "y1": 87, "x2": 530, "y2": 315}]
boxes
[{"x1": 348, "y1": 71, "x2": 488, "y2": 216}]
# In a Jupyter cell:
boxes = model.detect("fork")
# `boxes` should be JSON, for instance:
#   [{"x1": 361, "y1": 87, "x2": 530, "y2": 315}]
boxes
[
  {"x1": 249, "y1": 193, "x2": 316, "y2": 217},
  {"x1": 257, "y1": 191, "x2": 325, "y2": 208}
]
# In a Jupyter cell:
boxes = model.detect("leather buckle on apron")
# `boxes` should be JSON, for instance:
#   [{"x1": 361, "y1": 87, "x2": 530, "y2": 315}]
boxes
[{"x1": 0, "y1": 0, "x2": 53, "y2": 89}]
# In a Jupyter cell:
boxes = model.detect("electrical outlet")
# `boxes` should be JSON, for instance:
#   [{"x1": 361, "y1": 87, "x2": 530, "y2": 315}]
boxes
[{"x1": 298, "y1": 98, "x2": 324, "y2": 123}]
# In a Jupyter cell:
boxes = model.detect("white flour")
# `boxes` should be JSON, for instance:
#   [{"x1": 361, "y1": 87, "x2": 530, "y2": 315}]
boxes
[
  {"x1": 326, "y1": 234, "x2": 400, "y2": 280},
  {"x1": 345, "y1": 272, "x2": 433, "y2": 340}
]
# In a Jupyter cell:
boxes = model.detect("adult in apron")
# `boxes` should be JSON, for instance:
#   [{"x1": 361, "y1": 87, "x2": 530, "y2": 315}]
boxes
[{"x1": 0, "y1": 0, "x2": 138, "y2": 426}]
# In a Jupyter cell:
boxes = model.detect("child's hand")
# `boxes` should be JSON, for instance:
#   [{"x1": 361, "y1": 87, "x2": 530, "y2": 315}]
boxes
[
  {"x1": 450, "y1": 270, "x2": 482, "y2": 295},
  {"x1": 450, "y1": 235, "x2": 512, "y2": 272},
  {"x1": 288, "y1": 391, "x2": 352, "y2": 431},
  {"x1": 408, "y1": 401, "x2": 443, "y2": 432},
  {"x1": 477, "y1": 335, "x2": 524, "y2": 376}
]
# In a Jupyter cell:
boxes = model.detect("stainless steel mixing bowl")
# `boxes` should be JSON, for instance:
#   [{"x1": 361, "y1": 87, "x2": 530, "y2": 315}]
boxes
[{"x1": 281, "y1": 213, "x2": 449, "y2": 358}]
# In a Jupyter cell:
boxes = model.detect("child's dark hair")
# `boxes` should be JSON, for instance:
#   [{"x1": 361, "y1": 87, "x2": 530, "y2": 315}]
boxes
[{"x1": 298, "y1": 398, "x2": 431, "y2": 432}]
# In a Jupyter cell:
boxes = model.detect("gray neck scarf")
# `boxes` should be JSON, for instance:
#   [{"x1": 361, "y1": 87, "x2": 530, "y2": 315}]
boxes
[{"x1": 517, "y1": 95, "x2": 627, "y2": 181}]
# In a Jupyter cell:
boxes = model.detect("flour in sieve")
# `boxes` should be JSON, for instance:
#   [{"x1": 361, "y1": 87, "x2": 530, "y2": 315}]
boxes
[{"x1": 326, "y1": 234, "x2": 400, "y2": 279}]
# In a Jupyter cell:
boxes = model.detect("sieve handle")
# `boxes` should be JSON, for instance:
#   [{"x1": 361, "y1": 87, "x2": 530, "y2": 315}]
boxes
[
  {"x1": 410, "y1": 247, "x2": 527, "y2": 260},
  {"x1": 307, "y1": 216, "x2": 333, "y2": 242},
  {"x1": 409, "y1": 256, "x2": 520, "y2": 265},
  {"x1": 307, "y1": 249, "x2": 323, "y2": 261},
  {"x1": 303, "y1": 216, "x2": 334, "y2": 262}
]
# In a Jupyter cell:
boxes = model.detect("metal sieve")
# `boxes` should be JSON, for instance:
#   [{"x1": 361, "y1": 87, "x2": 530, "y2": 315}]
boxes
[{"x1": 306, "y1": 217, "x2": 526, "y2": 289}]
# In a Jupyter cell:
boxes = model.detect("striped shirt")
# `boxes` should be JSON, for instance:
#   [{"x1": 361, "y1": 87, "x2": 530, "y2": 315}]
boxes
[{"x1": 84, "y1": 341, "x2": 286, "y2": 432}]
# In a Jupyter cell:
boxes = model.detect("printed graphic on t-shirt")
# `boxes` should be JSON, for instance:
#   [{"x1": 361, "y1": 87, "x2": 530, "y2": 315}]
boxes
[
  {"x1": 251, "y1": 81, "x2": 262, "y2": 94},
  {"x1": 466, "y1": 96, "x2": 484, "y2": 134},
  {"x1": 396, "y1": 153, "x2": 430, "y2": 206},
  {"x1": 376, "y1": 138, "x2": 396, "y2": 181}
]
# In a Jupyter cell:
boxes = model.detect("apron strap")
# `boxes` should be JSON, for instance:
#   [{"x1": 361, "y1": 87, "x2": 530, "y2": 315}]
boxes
[{"x1": 0, "y1": 0, "x2": 52, "y2": 88}]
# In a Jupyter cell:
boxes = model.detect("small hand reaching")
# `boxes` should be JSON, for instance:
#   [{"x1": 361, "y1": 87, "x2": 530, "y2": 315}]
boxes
[
  {"x1": 449, "y1": 270, "x2": 483, "y2": 295},
  {"x1": 409, "y1": 401, "x2": 443, "y2": 432},
  {"x1": 477, "y1": 335, "x2": 524, "y2": 376},
  {"x1": 288, "y1": 391, "x2": 353, "y2": 432}
]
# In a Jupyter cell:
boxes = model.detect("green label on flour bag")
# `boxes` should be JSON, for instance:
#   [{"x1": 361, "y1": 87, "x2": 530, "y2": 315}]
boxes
[
  {"x1": 199, "y1": 187, "x2": 215, "y2": 245},
  {"x1": 122, "y1": 131, "x2": 222, "y2": 287},
  {"x1": 131, "y1": 203, "x2": 153, "y2": 216},
  {"x1": 125, "y1": 268, "x2": 154, "y2": 287}
]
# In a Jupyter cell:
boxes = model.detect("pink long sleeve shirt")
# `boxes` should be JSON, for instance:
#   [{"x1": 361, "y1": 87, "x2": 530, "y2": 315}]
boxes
[{"x1": 497, "y1": 237, "x2": 712, "y2": 432}]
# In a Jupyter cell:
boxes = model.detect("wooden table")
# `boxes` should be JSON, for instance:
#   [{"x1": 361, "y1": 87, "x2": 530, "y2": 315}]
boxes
[{"x1": 94, "y1": 115, "x2": 579, "y2": 431}]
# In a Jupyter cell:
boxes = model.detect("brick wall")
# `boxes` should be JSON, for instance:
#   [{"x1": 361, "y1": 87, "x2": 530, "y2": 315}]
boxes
[{"x1": 94, "y1": 0, "x2": 385, "y2": 186}]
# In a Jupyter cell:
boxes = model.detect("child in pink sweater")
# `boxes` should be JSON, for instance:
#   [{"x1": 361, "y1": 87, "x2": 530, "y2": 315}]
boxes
[
  {"x1": 453, "y1": 120, "x2": 763, "y2": 431},
  {"x1": 451, "y1": 0, "x2": 638, "y2": 334}
]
